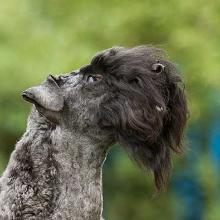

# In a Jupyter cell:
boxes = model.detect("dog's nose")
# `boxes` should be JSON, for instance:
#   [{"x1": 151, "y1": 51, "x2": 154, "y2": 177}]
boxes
[
  {"x1": 48, "y1": 75, "x2": 58, "y2": 83},
  {"x1": 47, "y1": 74, "x2": 64, "y2": 87}
]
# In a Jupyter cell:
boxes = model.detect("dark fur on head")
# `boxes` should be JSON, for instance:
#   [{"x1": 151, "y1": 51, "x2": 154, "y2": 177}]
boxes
[{"x1": 87, "y1": 46, "x2": 188, "y2": 191}]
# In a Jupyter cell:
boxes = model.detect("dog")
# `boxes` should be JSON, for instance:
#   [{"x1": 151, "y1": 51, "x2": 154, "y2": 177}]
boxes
[{"x1": 0, "y1": 46, "x2": 188, "y2": 219}]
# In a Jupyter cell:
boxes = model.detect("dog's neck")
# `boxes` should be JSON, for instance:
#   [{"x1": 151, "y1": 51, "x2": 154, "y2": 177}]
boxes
[{"x1": 0, "y1": 109, "x2": 109, "y2": 220}]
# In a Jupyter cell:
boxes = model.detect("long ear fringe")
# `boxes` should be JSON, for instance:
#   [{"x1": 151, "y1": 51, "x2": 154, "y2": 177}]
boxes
[
  {"x1": 95, "y1": 46, "x2": 188, "y2": 192},
  {"x1": 117, "y1": 80, "x2": 188, "y2": 192},
  {"x1": 163, "y1": 83, "x2": 188, "y2": 154}
]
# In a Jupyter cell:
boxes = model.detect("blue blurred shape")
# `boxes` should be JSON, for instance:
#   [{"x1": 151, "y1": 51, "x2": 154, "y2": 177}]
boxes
[
  {"x1": 172, "y1": 173, "x2": 204, "y2": 220},
  {"x1": 210, "y1": 118, "x2": 220, "y2": 171},
  {"x1": 172, "y1": 126, "x2": 205, "y2": 220}
]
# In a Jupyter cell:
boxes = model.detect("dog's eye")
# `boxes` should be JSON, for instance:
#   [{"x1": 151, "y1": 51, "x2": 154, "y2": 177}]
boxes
[{"x1": 87, "y1": 74, "x2": 103, "y2": 83}]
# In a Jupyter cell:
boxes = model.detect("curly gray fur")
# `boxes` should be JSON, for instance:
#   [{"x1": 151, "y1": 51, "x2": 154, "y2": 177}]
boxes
[{"x1": 0, "y1": 107, "x2": 109, "y2": 220}]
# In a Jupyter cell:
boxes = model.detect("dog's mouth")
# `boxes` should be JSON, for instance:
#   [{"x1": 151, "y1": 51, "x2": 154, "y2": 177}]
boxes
[
  {"x1": 22, "y1": 75, "x2": 60, "y2": 104},
  {"x1": 22, "y1": 71, "x2": 80, "y2": 111},
  {"x1": 22, "y1": 74, "x2": 62, "y2": 107}
]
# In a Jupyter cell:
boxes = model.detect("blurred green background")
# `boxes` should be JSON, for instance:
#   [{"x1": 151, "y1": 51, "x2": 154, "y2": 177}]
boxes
[{"x1": 1, "y1": 0, "x2": 220, "y2": 219}]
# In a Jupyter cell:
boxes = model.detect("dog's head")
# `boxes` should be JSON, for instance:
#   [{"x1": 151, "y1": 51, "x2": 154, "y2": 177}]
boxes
[{"x1": 23, "y1": 46, "x2": 188, "y2": 191}]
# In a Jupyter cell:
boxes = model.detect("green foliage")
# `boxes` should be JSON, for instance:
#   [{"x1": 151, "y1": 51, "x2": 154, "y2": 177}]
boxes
[{"x1": 0, "y1": 0, "x2": 220, "y2": 219}]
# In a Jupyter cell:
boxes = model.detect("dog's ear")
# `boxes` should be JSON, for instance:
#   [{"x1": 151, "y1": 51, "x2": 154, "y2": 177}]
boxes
[
  {"x1": 149, "y1": 62, "x2": 188, "y2": 190},
  {"x1": 99, "y1": 62, "x2": 188, "y2": 192},
  {"x1": 22, "y1": 76, "x2": 64, "y2": 120}
]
